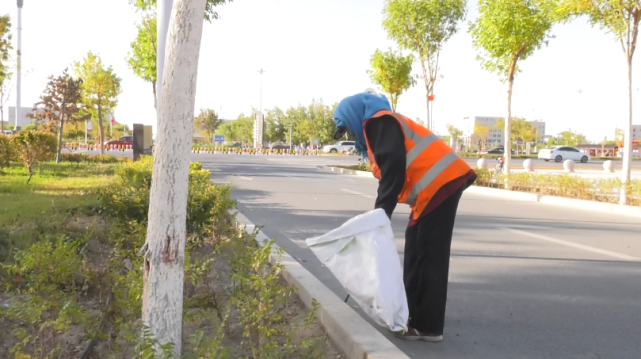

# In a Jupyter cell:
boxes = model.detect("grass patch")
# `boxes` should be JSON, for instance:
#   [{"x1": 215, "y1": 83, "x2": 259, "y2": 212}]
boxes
[
  {"x1": 0, "y1": 162, "x2": 116, "y2": 262},
  {"x1": 0, "y1": 159, "x2": 338, "y2": 359}
]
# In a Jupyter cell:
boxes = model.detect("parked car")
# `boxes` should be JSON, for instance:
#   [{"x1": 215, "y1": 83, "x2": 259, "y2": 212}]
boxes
[
  {"x1": 322, "y1": 141, "x2": 355, "y2": 153},
  {"x1": 269, "y1": 142, "x2": 291, "y2": 151},
  {"x1": 1, "y1": 130, "x2": 13, "y2": 136},
  {"x1": 538, "y1": 146, "x2": 590, "y2": 163},
  {"x1": 483, "y1": 147, "x2": 514, "y2": 155},
  {"x1": 106, "y1": 136, "x2": 133, "y2": 148}
]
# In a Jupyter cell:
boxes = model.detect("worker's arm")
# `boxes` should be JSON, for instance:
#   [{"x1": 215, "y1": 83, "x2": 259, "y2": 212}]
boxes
[{"x1": 364, "y1": 115, "x2": 406, "y2": 219}]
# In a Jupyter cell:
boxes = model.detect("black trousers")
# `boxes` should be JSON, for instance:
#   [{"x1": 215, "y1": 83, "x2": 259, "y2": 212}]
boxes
[{"x1": 403, "y1": 186, "x2": 464, "y2": 335}]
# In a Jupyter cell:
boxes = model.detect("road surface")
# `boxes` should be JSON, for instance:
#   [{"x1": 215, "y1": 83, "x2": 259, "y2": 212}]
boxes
[{"x1": 197, "y1": 154, "x2": 641, "y2": 359}]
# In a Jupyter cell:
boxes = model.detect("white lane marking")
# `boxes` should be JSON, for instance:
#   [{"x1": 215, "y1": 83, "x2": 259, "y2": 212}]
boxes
[
  {"x1": 237, "y1": 176, "x2": 253, "y2": 181},
  {"x1": 502, "y1": 227, "x2": 640, "y2": 261},
  {"x1": 341, "y1": 188, "x2": 375, "y2": 198}
]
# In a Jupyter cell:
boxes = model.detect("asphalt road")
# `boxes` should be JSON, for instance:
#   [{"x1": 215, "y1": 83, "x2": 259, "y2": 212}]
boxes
[
  {"x1": 196, "y1": 153, "x2": 641, "y2": 359},
  {"x1": 79, "y1": 148, "x2": 641, "y2": 171}
]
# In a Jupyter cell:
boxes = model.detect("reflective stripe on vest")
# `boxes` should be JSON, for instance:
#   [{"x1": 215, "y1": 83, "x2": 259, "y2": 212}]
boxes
[{"x1": 380, "y1": 112, "x2": 453, "y2": 206}]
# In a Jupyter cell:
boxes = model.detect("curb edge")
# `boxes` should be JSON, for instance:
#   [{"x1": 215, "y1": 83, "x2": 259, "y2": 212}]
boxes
[
  {"x1": 229, "y1": 209, "x2": 410, "y2": 359},
  {"x1": 323, "y1": 166, "x2": 641, "y2": 218}
]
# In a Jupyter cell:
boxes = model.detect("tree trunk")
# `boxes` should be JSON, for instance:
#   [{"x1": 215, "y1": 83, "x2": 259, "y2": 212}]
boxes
[
  {"x1": 425, "y1": 93, "x2": 431, "y2": 130},
  {"x1": 56, "y1": 118, "x2": 64, "y2": 164},
  {"x1": 98, "y1": 104, "x2": 105, "y2": 155},
  {"x1": 152, "y1": 80, "x2": 158, "y2": 109},
  {"x1": 141, "y1": 0, "x2": 207, "y2": 354},
  {"x1": 504, "y1": 59, "x2": 517, "y2": 183},
  {"x1": 620, "y1": 56, "x2": 633, "y2": 205}
]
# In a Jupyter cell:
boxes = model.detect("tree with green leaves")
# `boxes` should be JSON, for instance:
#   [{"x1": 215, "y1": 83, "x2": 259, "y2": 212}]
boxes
[
  {"x1": 127, "y1": 0, "x2": 233, "y2": 108},
  {"x1": 470, "y1": 0, "x2": 555, "y2": 174},
  {"x1": 557, "y1": 0, "x2": 640, "y2": 204},
  {"x1": 130, "y1": 0, "x2": 233, "y2": 21},
  {"x1": 74, "y1": 52, "x2": 122, "y2": 155},
  {"x1": 218, "y1": 113, "x2": 254, "y2": 144},
  {"x1": 28, "y1": 69, "x2": 89, "y2": 163},
  {"x1": 473, "y1": 123, "x2": 491, "y2": 149},
  {"x1": 383, "y1": 0, "x2": 466, "y2": 130},
  {"x1": 0, "y1": 14, "x2": 12, "y2": 132},
  {"x1": 128, "y1": 16, "x2": 158, "y2": 108},
  {"x1": 558, "y1": 129, "x2": 587, "y2": 146},
  {"x1": 0, "y1": 14, "x2": 11, "y2": 90},
  {"x1": 194, "y1": 108, "x2": 221, "y2": 143},
  {"x1": 615, "y1": 126, "x2": 625, "y2": 142},
  {"x1": 446, "y1": 124, "x2": 464, "y2": 147},
  {"x1": 511, "y1": 118, "x2": 538, "y2": 154},
  {"x1": 0, "y1": 70, "x2": 11, "y2": 133},
  {"x1": 264, "y1": 107, "x2": 287, "y2": 144},
  {"x1": 11, "y1": 130, "x2": 57, "y2": 183},
  {"x1": 367, "y1": 48, "x2": 416, "y2": 111}
]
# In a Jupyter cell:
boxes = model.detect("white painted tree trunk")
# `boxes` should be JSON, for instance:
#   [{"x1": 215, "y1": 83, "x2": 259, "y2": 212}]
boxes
[
  {"x1": 620, "y1": 56, "x2": 633, "y2": 205},
  {"x1": 141, "y1": 0, "x2": 207, "y2": 355}
]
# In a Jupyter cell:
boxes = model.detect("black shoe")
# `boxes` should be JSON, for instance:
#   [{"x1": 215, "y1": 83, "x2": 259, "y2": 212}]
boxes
[{"x1": 394, "y1": 327, "x2": 443, "y2": 342}]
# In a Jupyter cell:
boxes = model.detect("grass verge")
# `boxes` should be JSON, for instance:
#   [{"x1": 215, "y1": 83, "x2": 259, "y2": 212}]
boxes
[{"x1": 1, "y1": 159, "x2": 339, "y2": 359}]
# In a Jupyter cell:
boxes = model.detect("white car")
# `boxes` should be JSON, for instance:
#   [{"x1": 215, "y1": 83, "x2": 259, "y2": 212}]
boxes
[
  {"x1": 322, "y1": 141, "x2": 355, "y2": 153},
  {"x1": 538, "y1": 146, "x2": 590, "y2": 163}
]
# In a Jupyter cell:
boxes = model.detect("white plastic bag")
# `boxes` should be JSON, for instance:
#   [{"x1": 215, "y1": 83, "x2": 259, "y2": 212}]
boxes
[{"x1": 305, "y1": 209, "x2": 408, "y2": 332}]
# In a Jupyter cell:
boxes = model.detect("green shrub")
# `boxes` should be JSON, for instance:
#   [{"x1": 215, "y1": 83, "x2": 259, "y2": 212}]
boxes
[
  {"x1": 60, "y1": 152, "x2": 88, "y2": 163},
  {"x1": 2, "y1": 236, "x2": 92, "y2": 357},
  {"x1": 0, "y1": 135, "x2": 13, "y2": 171},
  {"x1": 99, "y1": 156, "x2": 236, "y2": 238},
  {"x1": 474, "y1": 171, "x2": 640, "y2": 206},
  {"x1": 10, "y1": 130, "x2": 57, "y2": 182},
  {"x1": 87, "y1": 154, "x2": 119, "y2": 163}
]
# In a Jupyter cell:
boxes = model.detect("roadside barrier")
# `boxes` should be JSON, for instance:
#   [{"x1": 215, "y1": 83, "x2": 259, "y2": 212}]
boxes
[{"x1": 190, "y1": 147, "x2": 322, "y2": 156}]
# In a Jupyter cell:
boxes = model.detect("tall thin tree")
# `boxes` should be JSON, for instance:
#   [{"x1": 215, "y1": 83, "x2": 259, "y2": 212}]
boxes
[
  {"x1": 470, "y1": 0, "x2": 555, "y2": 177},
  {"x1": 28, "y1": 69, "x2": 88, "y2": 163},
  {"x1": 382, "y1": 0, "x2": 466, "y2": 130},
  {"x1": 141, "y1": 0, "x2": 208, "y2": 354},
  {"x1": 558, "y1": 0, "x2": 641, "y2": 204}
]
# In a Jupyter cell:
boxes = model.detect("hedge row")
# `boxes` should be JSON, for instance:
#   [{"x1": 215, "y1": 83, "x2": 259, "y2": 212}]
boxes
[{"x1": 331, "y1": 164, "x2": 641, "y2": 207}]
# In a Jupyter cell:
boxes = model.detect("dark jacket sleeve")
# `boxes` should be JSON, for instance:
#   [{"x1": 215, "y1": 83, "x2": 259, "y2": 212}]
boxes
[{"x1": 364, "y1": 115, "x2": 406, "y2": 219}]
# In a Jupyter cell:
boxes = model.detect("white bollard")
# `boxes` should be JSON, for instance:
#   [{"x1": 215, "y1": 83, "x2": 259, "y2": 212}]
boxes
[
  {"x1": 523, "y1": 159, "x2": 535, "y2": 172},
  {"x1": 563, "y1": 159, "x2": 575, "y2": 173},
  {"x1": 477, "y1": 158, "x2": 488, "y2": 169},
  {"x1": 603, "y1": 160, "x2": 615, "y2": 173}
]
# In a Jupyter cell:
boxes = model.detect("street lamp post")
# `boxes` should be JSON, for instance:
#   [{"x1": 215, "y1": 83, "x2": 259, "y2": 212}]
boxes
[{"x1": 15, "y1": 0, "x2": 23, "y2": 129}]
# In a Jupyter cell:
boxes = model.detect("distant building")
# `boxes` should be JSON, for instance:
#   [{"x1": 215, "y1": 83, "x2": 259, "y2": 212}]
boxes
[
  {"x1": 8, "y1": 106, "x2": 40, "y2": 128},
  {"x1": 465, "y1": 116, "x2": 547, "y2": 148}
]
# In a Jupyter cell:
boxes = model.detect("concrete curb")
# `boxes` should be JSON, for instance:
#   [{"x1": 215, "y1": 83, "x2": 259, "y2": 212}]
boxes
[
  {"x1": 324, "y1": 166, "x2": 641, "y2": 218},
  {"x1": 325, "y1": 166, "x2": 375, "y2": 178},
  {"x1": 466, "y1": 186, "x2": 641, "y2": 218},
  {"x1": 229, "y1": 209, "x2": 410, "y2": 359}
]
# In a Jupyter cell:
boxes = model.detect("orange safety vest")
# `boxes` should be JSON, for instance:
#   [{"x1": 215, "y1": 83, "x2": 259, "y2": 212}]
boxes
[{"x1": 364, "y1": 111, "x2": 472, "y2": 220}]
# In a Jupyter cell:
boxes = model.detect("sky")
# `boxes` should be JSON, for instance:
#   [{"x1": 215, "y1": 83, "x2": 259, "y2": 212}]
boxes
[{"x1": 0, "y1": 0, "x2": 640, "y2": 142}]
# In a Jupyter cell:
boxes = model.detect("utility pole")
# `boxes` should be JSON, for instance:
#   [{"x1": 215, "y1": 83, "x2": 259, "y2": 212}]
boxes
[
  {"x1": 157, "y1": 0, "x2": 174, "y2": 113},
  {"x1": 15, "y1": 0, "x2": 23, "y2": 129}
]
